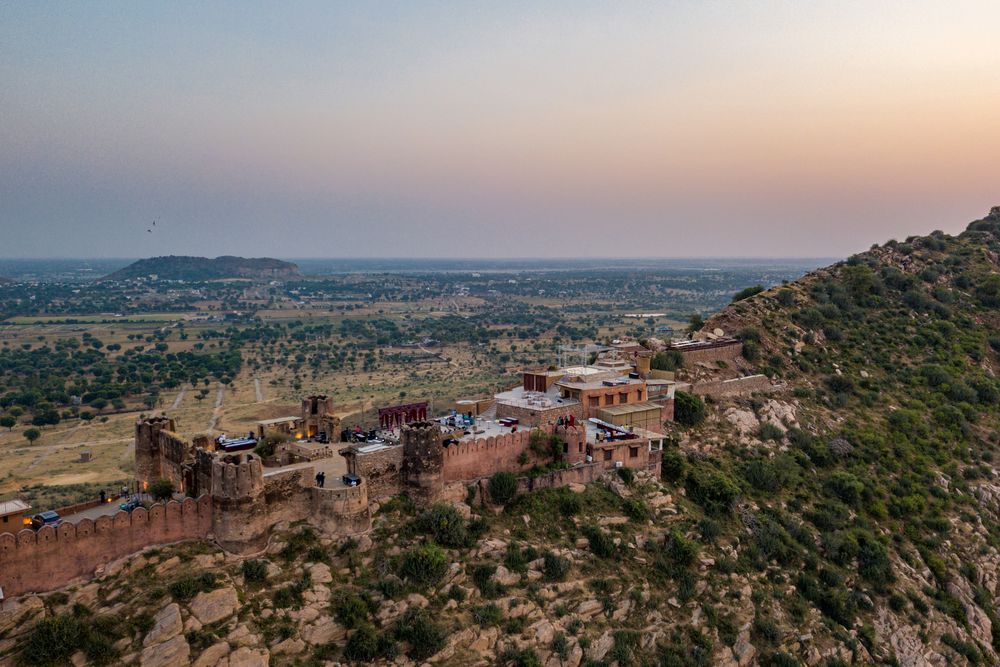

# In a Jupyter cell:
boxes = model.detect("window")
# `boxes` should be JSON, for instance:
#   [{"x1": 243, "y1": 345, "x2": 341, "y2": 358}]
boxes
[
  {"x1": 589, "y1": 396, "x2": 599, "y2": 408},
  {"x1": 603, "y1": 449, "x2": 612, "y2": 461},
  {"x1": 619, "y1": 392, "x2": 628, "y2": 404},
  {"x1": 563, "y1": 442, "x2": 569, "y2": 454},
  {"x1": 604, "y1": 394, "x2": 613, "y2": 406},
  {"x1": 629, "y1": 446, "x2": 639, "y2": 459}
]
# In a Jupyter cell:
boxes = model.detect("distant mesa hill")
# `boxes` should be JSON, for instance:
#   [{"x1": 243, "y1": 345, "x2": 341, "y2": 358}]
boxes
[{"x1": 100, "y1": 255, "x2": 301, "y2": 282}]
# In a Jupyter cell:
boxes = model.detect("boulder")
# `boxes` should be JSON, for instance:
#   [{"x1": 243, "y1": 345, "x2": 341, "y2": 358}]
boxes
[
  {"x1": 189, "y1": 587, "x2": 240, "y2": 625},
  {"x1": 492, "y1": 565, "x2": 520, "y2": 586},
  {"x1": 140, "y1": 634, "x2": 190, "y2": 667},
  {"x1": 144, "y1": 603, "x2": 183, "y2": 646},
  {"x1": 225, "y1": 647, "x2": 270, "y2": 667},
  {"x1": 192, "y1": 641, "x2": 230, "y2": 667},
  {"x1": 309, "y1": 562, "x2": 332, "y2": 584}
]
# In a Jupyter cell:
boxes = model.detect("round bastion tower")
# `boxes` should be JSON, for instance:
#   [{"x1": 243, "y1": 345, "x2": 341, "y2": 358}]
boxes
[
  {"x1": 401, "y1": 421, "x2": 445, "y2": 505},
  {"x1": 210, "y1": 452, "x2": 269, "y2": 553}
]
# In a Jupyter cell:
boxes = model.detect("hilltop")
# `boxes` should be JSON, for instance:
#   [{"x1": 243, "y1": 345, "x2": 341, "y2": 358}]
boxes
[
  {"x1": 100, "y1": 255, "x2": 300, "y2": 282},
  {"x1": 4, "y1": 208, "x2": 1000, "y2": 666}
]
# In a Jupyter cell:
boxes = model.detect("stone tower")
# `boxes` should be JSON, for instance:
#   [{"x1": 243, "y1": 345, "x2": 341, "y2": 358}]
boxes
[
  {"x1": 135, "y1": 416, "x2": 176, "y2": 486},
  {"x1": 401, "y1": 421, "x2": 445, "y2": 505},
  {"x1": 636, "y1": 351, "x2": 652, "y2": 378},
  {"x1": 301, "y1": 395, "x2": 341, "y2": 441},
  {"x1": 210, "y1": 452, "x2": 268, "y2": 553}
]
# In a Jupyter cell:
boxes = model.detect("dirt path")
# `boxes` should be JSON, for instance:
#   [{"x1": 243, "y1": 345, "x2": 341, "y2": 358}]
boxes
[
  {"x1": 254, "y1": 378, "x2": 264, "y2": 403},
  {"x1": 208, "y1": 384, "x2": 225, "y2": 431},
  {"x1": 170, "y1": 387, "x2": 186, "y2": 410}
]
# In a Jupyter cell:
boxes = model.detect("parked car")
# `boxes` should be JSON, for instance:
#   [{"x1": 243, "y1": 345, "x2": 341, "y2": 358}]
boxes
[
  {"x1": 119, "y1": 497, "x2": 142, "y2": 512},
  {"x1": 31, "y1": 511, "x2": 61, "y2": 530},
  {"x1": 342, "y1": 473, "x2": 361, "y2": 487}
]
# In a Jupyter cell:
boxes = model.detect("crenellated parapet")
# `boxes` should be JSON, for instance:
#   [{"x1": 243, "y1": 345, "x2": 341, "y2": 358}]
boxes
[
  {"x1": 0, "y1": 496, "x2": 212, "y2": 597},
  {"x1": 309, "y1": 480, "x2": 371, "y2": 536},
  {"x1": 211, "y1": 454, "x2": 264, "y2": 500},
  {"x1": 209, "y1": 452, "x2": 269, "y2": 553}
]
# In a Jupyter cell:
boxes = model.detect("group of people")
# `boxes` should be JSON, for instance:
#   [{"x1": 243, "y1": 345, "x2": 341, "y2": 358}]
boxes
[{"x1": 314, "y1": 471, "x2": 327, "y2": 487}]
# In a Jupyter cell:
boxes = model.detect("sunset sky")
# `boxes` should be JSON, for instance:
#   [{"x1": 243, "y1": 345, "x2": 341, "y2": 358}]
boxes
[{"x1": 2, "y1": 1, "x2": 998, "y2": 258}]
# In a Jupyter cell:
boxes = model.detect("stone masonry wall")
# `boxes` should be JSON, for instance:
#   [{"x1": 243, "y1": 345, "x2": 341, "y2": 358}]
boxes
[
  {"x1": 353, "y1": 445, "x2": 405, "y2": 499},
  {"x1": 691, "y1": 374, "x2": 772, "y2": 397},
  {"x1": 494, "y1": 402, "x2": 583, "y2": 428},
  {"x1": 440, "y1": 428, "x2": 586, "y2": 483},
  {"x1": 0, "y1": 496, "x2": 212, "y2": 597},
  {"x1": 677, "y1": 341, "x2": 743, "y2": 365}
]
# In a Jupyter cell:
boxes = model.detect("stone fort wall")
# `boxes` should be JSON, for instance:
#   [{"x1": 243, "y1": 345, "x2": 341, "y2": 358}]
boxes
[
  {"x1": 677, "y1": 340, "x2": 743, "y2": 365},
  {"x1": 691, "y1": 374, "x2": 772, "y2": 397},
  {"x1": 0, "y1": 496, "x2": 212, "y2": 598},
  {"x1": 440, "y1": 427, "x2": 587, "y2": 483},
  {"x1": 494, "y1": 402, "x2": 583, "y2": 428}
]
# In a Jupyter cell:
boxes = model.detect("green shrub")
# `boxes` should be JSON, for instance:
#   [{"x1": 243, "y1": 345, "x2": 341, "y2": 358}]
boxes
[
  {"x1": 18, "y1": 613, "x2": 122, "y2": 666},
  {"x1": 674, "y1": 392, "x2": 706, "y2": 428},
  {"x1": 168, "y1": 572, "x2": 220, "y2": 602},
  {"x1": 685, "y1": 464, "x2": 740, "y2": 515},
  {"x1": 333, "y1": 592, "x2": 371, "y2": 629},
  {"x1": 398, "y1": 543, "x2": 448, "y2": 587},
  {"x1": 662, "y1": 529, "x2": 699, "y2": 572},
  {"x1": 558, "y1": 491, "x2": 581, "y2": 516},
  {"x1": 616, "y1": 467, "x2": 635, "y2": 485},
  {"x1": 622, "y1": 497, "x2": 650, "y2": 522},
  {"x1": 651, "y1": 350, "x2": 683, "y2": 371},
  {"x1": 149, "y1": 478, "x2": 174, "y2": 502},
  {"x1": 394, "y1": 608, "x2": 447, "y2": 660},
  {"x1": 661, "y1": 448, "x2": 687, "y2": 483},
  {"x1": 824, "y1": 471, "x2": 864, "y2": 506},
  {"x1": 416, "y1": 503, "x2": 470, "y2": 547},
  {"x1": 343, "y1": 622, "x2": 379, "y2": 661},
  {"x1": 733, "y1": 285, "x2": 765, "y2": 302},
  {"x1": 488, "y1": 471, "x2": 518, "y2": 505},
  {"x1": 241, "y1": 559, "x2": 268, "y2": 584},
  {"x1": 472, "y1": 603, "x2": 504, "y2": 626},
  {"x1": 542, "y1": 551, "x2": 570, "y2": 581},
  {"x1": 582, "y1": 525, "x2": 617, "y2": 558}
]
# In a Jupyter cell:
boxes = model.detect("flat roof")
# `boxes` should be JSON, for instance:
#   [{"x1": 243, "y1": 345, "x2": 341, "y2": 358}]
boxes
[
  {"x1": 257, "y1": 416, "x2": 300, "y2": 425},
  {"x1": 670, "y1": 337, "x2": 739, "y2": 350},
  {"x1": 0, "y1": 499, "x2": 30, "y2": 516},
  {"x1": 556, "y1": 376, "x2": 644, "y2": 390},
  {"x1": 598, "y1": 402, "x2": 663, "y2": 416},
  {"x1": 560, "y1": 365, "x2": 607, "y2": 376}
]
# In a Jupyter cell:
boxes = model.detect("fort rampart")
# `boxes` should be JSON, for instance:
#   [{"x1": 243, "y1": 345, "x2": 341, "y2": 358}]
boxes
[
  {"x1": 691, "y1": 374, "x2": 772, "y2": 397},
  {"x1": 676, "y1": 340, "x2": 743, "y2": 365},
  {"x1": 0, "y1": 495, "x2": 212, "y2": 598}
]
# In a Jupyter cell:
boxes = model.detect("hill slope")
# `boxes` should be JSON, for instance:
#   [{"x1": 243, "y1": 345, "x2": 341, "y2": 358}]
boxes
[
  {"x1": 100, "y1": 255, "x2": 300, "y2": 281},
  {"x1": 5, "y1": 208, "x2": 1000, "y2": 667}
]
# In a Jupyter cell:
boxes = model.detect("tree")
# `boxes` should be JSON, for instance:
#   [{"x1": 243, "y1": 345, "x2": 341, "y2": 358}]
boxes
[
  {"x1": 149, "y1": 478, "x2": 174, "y2": 502},
  {"x1": 674, "y1": 391, "x2": 706, "y2": 428},
  {"x1": 23, "y1": 428, "x2": 41, "y2": 444},
  {"x1": 686, "y1": 313, "x2": 704, "y2": 334},
  {"x1": 0, "y1": 415, "x2": 15, "y2": 431},
  {"x1": 651, "y1": 350, "x2": 683, "y2": 372},
  {"x1": 488, "y1": 471, "x2": 518, "y2": 505},
  {"x1": 732, "y1": 285, "x2": 765, "y2": 302}
]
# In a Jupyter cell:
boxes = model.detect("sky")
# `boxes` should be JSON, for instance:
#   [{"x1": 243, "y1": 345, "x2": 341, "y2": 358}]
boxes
[{"x1": 2, "y1": 1, "x2": 998, "y2": 259}]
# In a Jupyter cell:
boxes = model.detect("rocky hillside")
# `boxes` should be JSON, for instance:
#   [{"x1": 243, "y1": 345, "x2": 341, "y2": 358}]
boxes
[
  {"x1": 100, "y1": 256, "x2": 300, "y2": 282},
  {"x1": 4, "y1": 208, "x2": 1000, "y2": 667}
]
